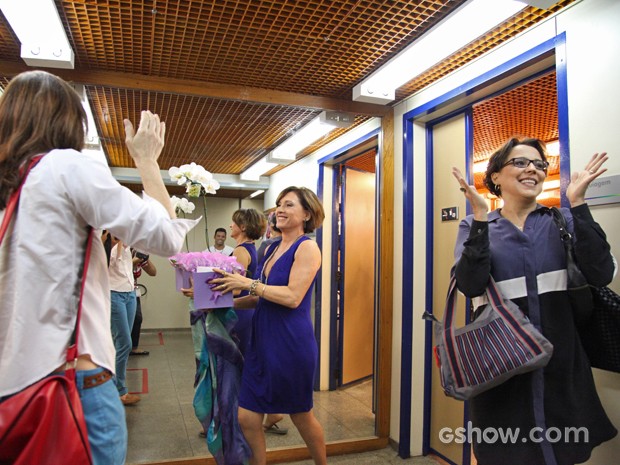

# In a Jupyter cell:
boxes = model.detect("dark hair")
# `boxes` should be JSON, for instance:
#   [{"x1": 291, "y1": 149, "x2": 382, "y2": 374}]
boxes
[
  {"x1": 232, "y1": 208, "x2": 267, "y2": 240},
  {"x1": 268, "y1": 211, "x2": 281, "y2": 234},
  {"x1": 484, "y1": 137, "x2": 548, "y2": 197},
  {"x1": 0, "y1": 71, "x2": 87, "y2": 209},
  {"x1": 214, "y1": 227, "x2": 227, "y2": 236},
  {"x1": 276, "y1": 186, "x2": 325, "y2": 233}
]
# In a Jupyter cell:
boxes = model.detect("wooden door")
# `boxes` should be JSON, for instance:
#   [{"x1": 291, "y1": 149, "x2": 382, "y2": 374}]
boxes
[
  {"x1": 429, "y1": 115, "x2": 469, "y2": 464},
  {"x1": 341, "y1": 167, "x2": 376, "y2": 385}
]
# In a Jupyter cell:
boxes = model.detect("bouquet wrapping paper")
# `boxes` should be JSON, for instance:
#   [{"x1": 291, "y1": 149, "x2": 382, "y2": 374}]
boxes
[{"x1": 170, "y1": 252, "x2": 244, "y2": 309}]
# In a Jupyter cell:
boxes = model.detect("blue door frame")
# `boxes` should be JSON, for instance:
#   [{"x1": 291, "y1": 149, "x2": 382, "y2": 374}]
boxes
[
  {"x1": 398, "y1": 33, "x2": 570, "y2": 464},
  {"x1": 315, "y1": 128, "x2": 381, "y2": 391}
]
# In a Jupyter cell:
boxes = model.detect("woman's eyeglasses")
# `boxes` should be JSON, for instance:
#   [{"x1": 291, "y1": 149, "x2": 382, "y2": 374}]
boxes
[{"x1": 502, "y1": 157, "x2": 549, "y2": 173}]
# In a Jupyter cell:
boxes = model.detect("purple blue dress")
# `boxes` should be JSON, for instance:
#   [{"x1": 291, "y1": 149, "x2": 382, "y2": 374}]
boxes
[
  {"x1": 239, "y1": 236, "x2": 317, "y2": 413},
  {"x1": 233, "y1": 242, "x2": 257, "y2": 356}
]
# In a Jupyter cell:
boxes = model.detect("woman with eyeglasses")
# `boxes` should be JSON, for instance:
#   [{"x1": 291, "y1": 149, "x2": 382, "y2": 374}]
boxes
[{"x1": 451, "y1": 137, "x2": 616, "y2": 465}]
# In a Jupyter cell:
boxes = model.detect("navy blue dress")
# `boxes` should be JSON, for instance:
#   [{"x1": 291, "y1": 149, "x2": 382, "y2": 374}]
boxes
[
  {"x1": 233, "y1": 242, "x2": 257, "y2": 357},
  {"x1": 454, "y1": 204, "x2": 616, "y2": 465},
  {"x1": 239, "y1": 236, "x2": 318, "y2": 413}
]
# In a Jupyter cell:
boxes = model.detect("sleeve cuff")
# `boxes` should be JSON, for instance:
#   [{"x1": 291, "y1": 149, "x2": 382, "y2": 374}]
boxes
[
  {"x1": 468, "y1": 220, "x2": 488, "y2": 239},
  {"x1": 570, "y1": 203, "x2": 594, "y2": 223}
]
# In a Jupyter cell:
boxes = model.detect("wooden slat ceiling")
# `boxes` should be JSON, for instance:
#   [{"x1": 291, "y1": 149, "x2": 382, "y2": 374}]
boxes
[{"x1": 0, "y1": 0, "x2": 574, "y2": 198}]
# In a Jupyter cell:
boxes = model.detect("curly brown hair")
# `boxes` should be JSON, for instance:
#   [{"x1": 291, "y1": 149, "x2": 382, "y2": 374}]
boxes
[{"x1": 0, "y1": 71, "x2": 86, "y2": 209}]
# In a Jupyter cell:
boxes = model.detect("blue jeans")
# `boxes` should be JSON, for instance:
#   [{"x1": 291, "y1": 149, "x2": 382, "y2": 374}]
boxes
[
  {"x1": 77, "y1": 368, "x2": 127, "y2": 465},
  {"x1": 110, "y1": 290, "x2": 137, "y2": 395}
]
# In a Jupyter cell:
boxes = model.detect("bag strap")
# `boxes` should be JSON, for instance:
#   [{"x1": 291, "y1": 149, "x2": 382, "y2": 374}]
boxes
[
  {"x1": 0, "y1": 155, "x2": 46, "y2": 243},
  {"x1": 0, "y1": 154, "x2": 93, "y2": 371},
  {"x1": 67, "y1": 229, "x2": 93, "y2": 368},
  {"x1": 549, "y1": 207, "x2": 588, "y2": 288},
  {"x1": 549, "y1": 207, "x2": 572, "y2": 247}
]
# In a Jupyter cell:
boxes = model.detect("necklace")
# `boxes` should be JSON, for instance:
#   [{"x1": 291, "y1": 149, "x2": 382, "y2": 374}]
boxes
[{"x1": 499, "y1": 208, "x2": 525, "y2": 231}]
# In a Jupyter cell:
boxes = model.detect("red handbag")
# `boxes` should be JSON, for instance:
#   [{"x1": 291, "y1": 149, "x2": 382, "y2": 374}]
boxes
[{"x1": 0, "y1": 155, "x2": 93, "y2": 464}]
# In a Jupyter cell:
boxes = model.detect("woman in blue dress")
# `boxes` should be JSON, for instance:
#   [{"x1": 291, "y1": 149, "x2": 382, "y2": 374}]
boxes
[
  {"x1": 212, "y1": 186, "x2": 327, "y2": 465},
  {"x1": 229, "y1": 208, "x2": 266, "y2": 356}
]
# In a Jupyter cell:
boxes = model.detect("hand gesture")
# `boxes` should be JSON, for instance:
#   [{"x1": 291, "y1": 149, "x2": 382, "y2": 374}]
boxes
[
  {"x1": 124, "y1": 110, "x2": 166, "y2": 165},
  {"x1": 452, "y1": 167, "x2": 488, "y2": 221},
  {"x1": 181, "y1": 276, "x2": 194, "y2": 299},
  {"x1": 566, "y1": 152, "x2": 608, "y2": 207}
]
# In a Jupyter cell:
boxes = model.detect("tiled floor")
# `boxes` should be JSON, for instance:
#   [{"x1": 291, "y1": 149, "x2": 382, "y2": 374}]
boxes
[
  {"x1": 280, "y1": 448, "x2": 442, "y2": 465},
  {"x1": 124, "y1": 330, "x2": 378, "y2": 464}
]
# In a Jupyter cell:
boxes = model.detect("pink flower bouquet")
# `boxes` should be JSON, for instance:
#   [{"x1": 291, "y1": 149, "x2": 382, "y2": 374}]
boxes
[{"x1": 170, "y1": 251, "x2": 245, "y2": 309}]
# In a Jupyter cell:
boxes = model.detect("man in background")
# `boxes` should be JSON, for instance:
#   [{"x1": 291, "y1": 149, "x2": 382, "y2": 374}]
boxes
[{"x1": 208, "y1": 227, "x2": 234, "y2": 255}]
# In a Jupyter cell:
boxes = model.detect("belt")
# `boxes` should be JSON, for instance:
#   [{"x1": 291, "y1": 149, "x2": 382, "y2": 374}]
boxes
[{"x1": 83, "y1": 370, "x2": 113, "y2": 389}]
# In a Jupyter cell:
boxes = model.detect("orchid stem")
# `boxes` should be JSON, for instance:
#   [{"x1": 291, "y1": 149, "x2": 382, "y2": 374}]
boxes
[{"x1": 203, "y1": 197, "x2": 210, "y2": 250}]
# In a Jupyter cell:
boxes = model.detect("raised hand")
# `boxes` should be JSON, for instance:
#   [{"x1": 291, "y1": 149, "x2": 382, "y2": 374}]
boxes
[
  {"x1": 452, "y1": 167, "x2": 489, "y2": 221},
  {"x1": 566, "y1": 152, "x2": 608, "y2": 207},
  {"x1": 124, "y1": 110, "x2": 166, "y2": 165},
  {"x1": 123, "y1": 110, "x2": 175, "y2": 217}
]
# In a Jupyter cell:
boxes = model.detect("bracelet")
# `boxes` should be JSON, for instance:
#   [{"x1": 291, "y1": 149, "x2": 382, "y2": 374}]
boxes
[
  {"x1": 260, "y1": 283, "x2": 267, "y2": 297},
  {"x1": 249, "y1": 279, "x2": 260, "y2": 296}
]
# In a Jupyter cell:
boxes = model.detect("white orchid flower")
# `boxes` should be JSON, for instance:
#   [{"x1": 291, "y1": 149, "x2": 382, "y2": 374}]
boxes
[
  {"x1": 169, "y1": 163, "x2": 219, "y2": 196},
  {"x1": 170, "y1": 195, "x2": 195, "y2": 214},
  {"x1": 201, "y1": 178, "x2": 220, "y2": 195}
]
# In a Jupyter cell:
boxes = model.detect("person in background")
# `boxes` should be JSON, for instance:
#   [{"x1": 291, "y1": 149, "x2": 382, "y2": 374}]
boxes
[
  {"x1": 209, "y1": 227, "x2": 234, "y2": 255},
  {"x1": 109, "y1": 237, "x2": 141, "y2": 405},
  {"x1": 212, "y1": 186, "x2": 327, "y2": 465},
  {"x1": 256, "y1": 212, "x2": 281, "y2": 264},
  {"x1": 452, "y1": 137, "x2": 616, "y2": 465},
  {"x1": 129, "y1": 250, "x2": 156, "y2": 356},
  {"x1": 0, "y1": 70, "x2": 198, "y2": 465},
  {"x1": 228, "y1": 209, "x2": 267, "y2": 356},
  {"x1": 102, "y1": 230, "x2": 113, "y2": 266},
  {"x1": 253, "y1": 212, "x2": 287, "y2": 435}
]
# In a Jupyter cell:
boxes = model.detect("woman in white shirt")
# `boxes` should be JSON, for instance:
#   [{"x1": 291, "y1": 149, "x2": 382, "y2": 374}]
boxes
[
  {"x1": 0, "y1": 71, "x2": 198, "y2": 464},
  {"x1": 109, "y1": 238, "x2": 141, "y2": 405}
]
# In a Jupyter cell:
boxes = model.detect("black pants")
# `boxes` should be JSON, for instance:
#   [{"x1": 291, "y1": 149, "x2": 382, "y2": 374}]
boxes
[{"x1": 131, "y1": 296, "x2": 142, "y2": 349}]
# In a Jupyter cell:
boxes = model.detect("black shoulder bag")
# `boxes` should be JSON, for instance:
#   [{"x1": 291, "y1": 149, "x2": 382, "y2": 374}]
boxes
[{"x1": 550, "y1": 207, "x2": 620, "y2": 373}]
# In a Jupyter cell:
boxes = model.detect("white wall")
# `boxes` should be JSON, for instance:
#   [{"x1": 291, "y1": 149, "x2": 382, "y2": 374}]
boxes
[
  {"x1": 557, "y1": 1, "x2": 620, "y2": 463},
  {"x1": 139, "y1": 195, "x2": 264, "y2": 329}
]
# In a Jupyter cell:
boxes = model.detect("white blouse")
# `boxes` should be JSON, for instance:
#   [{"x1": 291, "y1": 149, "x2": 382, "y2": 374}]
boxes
[
  {"x1": 0, "y1": 149, "x2": 199, "y2": 396},
  {"x1": 108, "y1": 244, "x2": 135, "y2": 292}
]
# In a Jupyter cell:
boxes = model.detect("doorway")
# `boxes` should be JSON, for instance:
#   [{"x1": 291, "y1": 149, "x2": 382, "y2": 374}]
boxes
[
  {"x1": 320, "y1": 133, "x2": 379, "y2": 395},
  {"x1": 399, "y1": 35, "x2": 569, "y2": 463},
  {"x1": 426, "y1": 69, "x2": 563, "y2": 465},
  {"x1": 336, "y1": 157, "x2": 377, "y2": 387}
]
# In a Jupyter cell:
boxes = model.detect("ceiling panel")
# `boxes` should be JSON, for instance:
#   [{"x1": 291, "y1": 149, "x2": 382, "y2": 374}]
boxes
[{"x1": 0, "y1": 0, "x2": 575, "y2": 197}]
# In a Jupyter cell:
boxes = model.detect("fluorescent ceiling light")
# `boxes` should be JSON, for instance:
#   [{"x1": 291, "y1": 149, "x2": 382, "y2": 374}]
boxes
[
  {"x1": 247, "y1": 111, "x2": 353, "y2": 178},
  {"x1": 353, "y1": 0, "x2": 527, "y2": 104},
  {"x1": 0, "y1": 0, "x2": 74, "y2": 68},
  {"x1": 545, "y1": 140, "x2": 559, "y2": 157},
  {"x1": 71, "y1": 84, "x2": 101, "y2": 149},
  {"x1": 269, "y1": 111, "x2": 349, "y2": 162},
  {"x1": 240, "y1": 156, "x2": 278, "y2": 182},
  {"x1": 249, "y1": 190, "x2": 265, "y2": 199}
]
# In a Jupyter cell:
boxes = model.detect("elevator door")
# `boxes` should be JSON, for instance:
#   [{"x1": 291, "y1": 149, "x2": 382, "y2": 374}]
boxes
[{"x1": 341, "y1": 167, "x2": 376, "y2": 385}]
